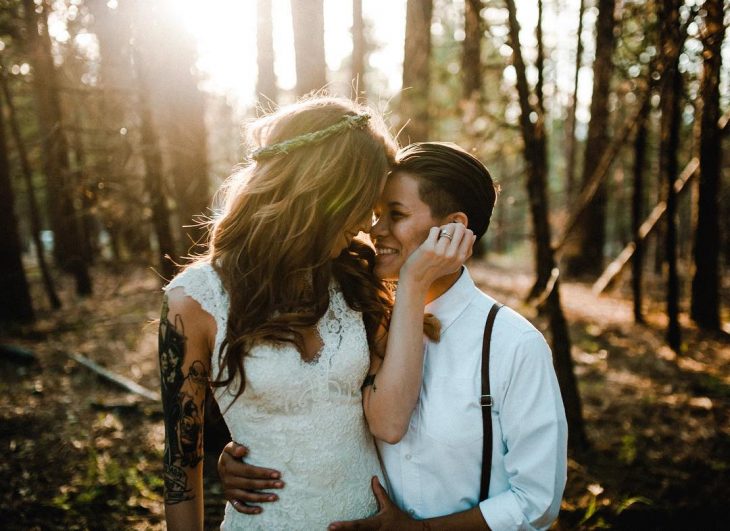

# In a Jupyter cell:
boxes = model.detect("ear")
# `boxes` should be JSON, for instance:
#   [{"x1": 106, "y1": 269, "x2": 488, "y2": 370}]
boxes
[{"x1": 444, "y1": 211, "x2": 468, "y2": 228}]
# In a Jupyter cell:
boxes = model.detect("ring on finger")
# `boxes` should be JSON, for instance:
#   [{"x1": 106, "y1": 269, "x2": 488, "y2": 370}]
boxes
[{"x1": 439, "y1": 229, "x2": 453, "y2": 240}]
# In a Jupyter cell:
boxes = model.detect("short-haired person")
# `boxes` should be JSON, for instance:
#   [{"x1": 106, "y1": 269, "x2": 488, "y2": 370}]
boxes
[
  {"x1": 219, "y1": 142, "x2": 568, "y2": 530},
  {"x1": 159, "y1": 99, "x2": 474, "y2": 530}
]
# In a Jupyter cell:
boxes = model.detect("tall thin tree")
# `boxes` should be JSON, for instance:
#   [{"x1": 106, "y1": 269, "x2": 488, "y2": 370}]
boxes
[
  {"x1": 400, "y1": 0, "x2": 433, "y2": 142},
  {"x1": 691, "y1": 0, "x2": 725, "y2": 331},
  {"x1": 149, "y1": 0, "x2": 210, "y2": 256},
  {"x1": 0, "y1": 84, "x2": 34, "y2": 323},
  {"x1": 505, "y1": 0, "x2": 587, "y2": 451},
  {"x1": 256, "y1": 0, "x2": 278, "y2": 106},
  {"x1": 0, "y1": 65, "x2": 61, "y2": 309},
  {"x1": 22, "y1": 0, "x2": 91, "y2": 295},
  {"x1": 290, "y1": 0, "x2": 327, "y2": 97},
  {"x1": 564, "y1": 0, "x2": 617, "y2": 278},
  {"x1": 565, "y1": 0, "x2": 586, "y2": 200},
  {"x1": 462, "y1": 0, "x2": 483, "y2": 102},
  {"x1": 351, "y1": 0, "x2": 366, "y2": 94},
  {"x1": 535, "y1": 0, "x2": 545, "y2": 113},
  {"x1": 631, "y1": 99, "x2": 650, "y2": 324},
  {"x1": 132, "y1": 47, "x2": 177, "y2": 282},
  {"x1": 658, "y1": 0, "x2": 683, "y2": 352}
]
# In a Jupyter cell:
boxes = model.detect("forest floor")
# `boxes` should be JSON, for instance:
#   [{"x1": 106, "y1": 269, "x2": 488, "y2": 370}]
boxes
[{"x1": 0, "y1": 259, "x2": 728, "y2": 530}]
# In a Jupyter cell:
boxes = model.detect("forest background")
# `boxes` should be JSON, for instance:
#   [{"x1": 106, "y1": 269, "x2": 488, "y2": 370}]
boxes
[{"x1": 0, "y1": 0, "x2": 728, "y2": 529}]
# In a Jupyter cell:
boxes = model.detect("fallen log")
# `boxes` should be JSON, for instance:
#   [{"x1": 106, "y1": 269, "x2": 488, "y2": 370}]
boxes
[
  {"x1": 592, "y1": 157, "x2": 699, "y2": 294},
  {"x1": 69, "y1": 352, "x2": 158, "y2": 402},
  {"x1": 592, "y1": 108, "x2": 730, "y2": 295}
]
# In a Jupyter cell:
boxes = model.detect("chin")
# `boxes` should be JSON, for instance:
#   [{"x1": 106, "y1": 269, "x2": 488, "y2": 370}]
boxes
[{"x1": 374, "y1": 264, "x2": 400, "y2": 282}]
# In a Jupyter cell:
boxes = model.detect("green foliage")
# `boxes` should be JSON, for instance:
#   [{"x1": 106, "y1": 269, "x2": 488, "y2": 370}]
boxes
[
  {"x1": 51, "y1": 442, "x2": 163, "y2": 517},
  {"x1": 619, "y1": 433, "x2": 638, "y2": 465}
]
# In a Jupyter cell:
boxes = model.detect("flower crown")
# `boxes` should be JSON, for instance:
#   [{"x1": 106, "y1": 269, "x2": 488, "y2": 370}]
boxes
[{"x1": 251, "y1": 113, "x2": 371, "y2": 161}]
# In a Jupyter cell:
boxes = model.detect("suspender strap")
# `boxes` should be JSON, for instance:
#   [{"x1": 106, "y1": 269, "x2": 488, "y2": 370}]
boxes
[{"x1": 480, "y1": 302, "x2": 502, "y2": 502}]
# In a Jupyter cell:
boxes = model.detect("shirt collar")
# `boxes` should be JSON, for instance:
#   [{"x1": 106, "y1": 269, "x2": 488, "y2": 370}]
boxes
[{"x1": 424, "y1": 266, "x2": 479, "y2": 335}]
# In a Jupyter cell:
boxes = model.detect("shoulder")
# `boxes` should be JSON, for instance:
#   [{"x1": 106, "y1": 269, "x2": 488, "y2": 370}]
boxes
[
  {"x1": 164, "y1": 262, "x2": 227, "y2": 317},
  {"x1": 163, "y1": 263, "x2": 221, "y2": 350},
  {"x1": 164, "y1": 261, "x2": 220, "y2": 294},
  {"x1": 468, "y1": 289, "x2": 550, "y2": 358},
  {"x1": 469, "y1": 288, "x2": 542, "y2": 337}
]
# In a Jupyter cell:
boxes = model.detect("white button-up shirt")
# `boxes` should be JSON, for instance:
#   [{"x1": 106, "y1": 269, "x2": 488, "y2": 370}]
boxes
[{"x1": 377, "y1": 268, "x2": 568, "y2": 530}]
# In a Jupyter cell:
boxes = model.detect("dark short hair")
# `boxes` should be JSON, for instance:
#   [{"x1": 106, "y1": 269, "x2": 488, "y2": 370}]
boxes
[{"x1": 394, "y1": 142, "x2": 499, "y2": 242}]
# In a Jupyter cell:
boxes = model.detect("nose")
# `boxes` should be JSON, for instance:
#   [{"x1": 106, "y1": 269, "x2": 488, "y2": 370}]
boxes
[{"x1": 370, "y1": 214, "x2": 386, "y2": 238}]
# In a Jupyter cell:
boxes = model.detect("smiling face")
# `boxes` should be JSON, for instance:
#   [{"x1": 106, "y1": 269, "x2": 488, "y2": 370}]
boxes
[
  {"x1": 371, "y1": 172, "x2": 445, "y2": 280},
  {"x1": 330, "y1": 208, "x2": 379, "y2": 258}
]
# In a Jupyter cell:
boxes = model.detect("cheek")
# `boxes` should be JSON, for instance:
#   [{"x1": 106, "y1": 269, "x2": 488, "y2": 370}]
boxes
[{"x1": 397, "y1": 225, "x2": 432, "y2": 256}]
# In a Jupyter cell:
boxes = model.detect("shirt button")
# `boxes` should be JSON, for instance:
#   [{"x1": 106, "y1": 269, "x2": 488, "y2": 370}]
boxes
[{"x1": 405, "y1": 453, "x2": 412, "y2": 460}]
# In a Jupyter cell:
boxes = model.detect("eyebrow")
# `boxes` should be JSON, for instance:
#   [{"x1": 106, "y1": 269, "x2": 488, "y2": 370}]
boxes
[{"x1": 387, "y1": 201, "x2": 406, "y2": 208}]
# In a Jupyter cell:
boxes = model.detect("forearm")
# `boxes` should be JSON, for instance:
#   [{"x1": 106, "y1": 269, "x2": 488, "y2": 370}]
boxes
[
  {"x1": 164, "y1": 464, "x2": 204, "y2": 531},
  {"x1": 421, "y1": 507, "x2": 491, "y2": 531},
  {"x1": 159, "y1": 290, "x2": 212, "y2": 531},
  {"x1": 364, "y1": 278, "x2": 428, "y2": 441}
]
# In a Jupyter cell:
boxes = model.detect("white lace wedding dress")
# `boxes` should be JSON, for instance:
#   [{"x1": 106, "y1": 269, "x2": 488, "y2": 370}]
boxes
[{"x1": 165, "y1": 262, "x2": 383, "y2": 530}]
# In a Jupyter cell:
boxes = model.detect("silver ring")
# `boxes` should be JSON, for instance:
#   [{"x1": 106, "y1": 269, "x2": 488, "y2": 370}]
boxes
[{"x1": 439, "y1": 230, "x2": 453, "y2": 241}]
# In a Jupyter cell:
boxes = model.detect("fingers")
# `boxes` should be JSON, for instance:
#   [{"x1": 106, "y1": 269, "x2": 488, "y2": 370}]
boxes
[
  {"x1": 224, "y1": 475, "x2": 285, "y2": 491},
  {"x1": 460, "y1": 233, "x2": 477, "y2": 262},
  {"x1": 220, "y1": 458, "x2": 284, "y2": 489},
  {"x1": 329, "y1": 520, "x2": 368, "y2": 530},
  {"x1": 370, "y1": 476, "x2": 391, "y2": 511},
  {"x1": 226, "y1": 487, "x2": 279, "y2": 504},
  {"x1": 436, "y1": 222, "x2": 473, "y2": 261},
  {"x1": 223, "y1": 441, "x2": 249, "y2": 459},
  {"x1": 230, "y1": 499, "x2": 264, "y2": 515},
  {"x1": 238, "y1": 461, "x2": 282, "y2": 481},
  {"x1": 423, "y1": 226, "x2": 441, "y2": 250}
]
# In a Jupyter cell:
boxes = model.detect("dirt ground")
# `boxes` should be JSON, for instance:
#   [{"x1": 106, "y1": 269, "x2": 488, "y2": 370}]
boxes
[{"x1": 1, "y1": 259, "x2": 728, "y2": 530}]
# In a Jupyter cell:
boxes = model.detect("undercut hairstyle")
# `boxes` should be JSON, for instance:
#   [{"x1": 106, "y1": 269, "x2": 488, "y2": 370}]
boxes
[
  {"x1": 394, "y1": 142, "x2": 499, "y2": 242},
  {"x1": 191, "y1": 97, "x2": 397, "y2": 401}
]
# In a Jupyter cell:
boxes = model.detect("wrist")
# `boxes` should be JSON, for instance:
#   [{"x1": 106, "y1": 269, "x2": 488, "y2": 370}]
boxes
[{"x1": 395, "y1": 273, "x2": 430, "y2": 299}]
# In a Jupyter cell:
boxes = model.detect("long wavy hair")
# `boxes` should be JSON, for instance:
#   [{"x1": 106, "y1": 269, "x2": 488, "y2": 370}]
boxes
[{"x1": 202, "y1": 97, "x2": 397, "y2": 399}]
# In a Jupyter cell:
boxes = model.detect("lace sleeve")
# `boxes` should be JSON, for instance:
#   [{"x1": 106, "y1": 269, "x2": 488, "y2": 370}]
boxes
[{"x1": 163, "y1": 262, "x2": 229, "y2": 340}]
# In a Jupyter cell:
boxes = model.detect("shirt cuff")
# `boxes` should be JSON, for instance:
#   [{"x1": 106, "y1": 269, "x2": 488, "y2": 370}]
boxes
[{"x1": 479, "y1": 491, "x2": 525, "y2": 531}]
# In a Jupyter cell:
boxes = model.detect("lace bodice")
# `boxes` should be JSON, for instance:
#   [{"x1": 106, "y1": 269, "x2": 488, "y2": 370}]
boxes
[{"x1": 165, "y1": 262, "x2": 382, "y2": 529}]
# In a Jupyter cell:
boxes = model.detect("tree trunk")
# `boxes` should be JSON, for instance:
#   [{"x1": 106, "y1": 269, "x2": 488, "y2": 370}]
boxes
[
  {"x1": 130, "y1": 0, "x2": 209, "y2": 258},
  {"x1": 505, "y1": 0, "x2": 587, "y2": 452},
  {"x1": 691, "y1": 0, "x2": 724, "y2": 331},
  {"x1": 256, "y1": 0, "x2": 278, "y2": 106},
  {"x1": 0, "y1": 66, "x2": 61, "y2": 310},
  {"x1": 536, "y1": 0, "x2": 545, "y2": 113},
  {"x1": 22, "y1": 0, "x2": 91, "y2": 295},
  {"x1": 88, "y1": 0, "x2": 145, "y2": 261},
  {"x1": 565, "y1": 0, "x2": 586, "y2": 201},
  {"x1": 400, "y1": 0, "x2": 433, "y2": 142},
  {"x1": 0, "y1": 87, "x2": 34, "y2": 323},
  {"x1": 70, "y1": 106, "x2": 97, "y2": 266},
  {"x1": 462, "y1": 0, "x2": 483, "y2": 101},
  {"x1": 133, "y1": 48, "x2": 178, "y2": 283},
  {"x1": 631, "y1": 101, "x2": 649, "y2": 323},
  {"x1": 351, "y1": 0, "x2": 366, "y2": 95},
  {"x1": 290, "y1": 0, "x2": 327, "y2": 97},
  {"x1": 658, "y1": 0, "x2": 682, "y2": 352},
  {"x1": 563, "y1": 0, "x2": 616, "y2": 278}
]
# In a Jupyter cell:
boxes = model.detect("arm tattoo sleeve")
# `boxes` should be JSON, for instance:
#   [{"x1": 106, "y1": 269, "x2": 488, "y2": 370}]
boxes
[{"x1": 159, "y1": 297, "x2": 209, "y2": 505}]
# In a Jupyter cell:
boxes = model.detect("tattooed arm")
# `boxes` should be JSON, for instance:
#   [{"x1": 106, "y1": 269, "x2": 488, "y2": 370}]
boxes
[{"x1": 159, "y1": 287, "x2": 216, "y2": 531}]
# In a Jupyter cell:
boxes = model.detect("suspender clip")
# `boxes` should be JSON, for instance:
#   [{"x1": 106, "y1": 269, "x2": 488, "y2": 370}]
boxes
[{"x1": 480, "y1": 394, "x2": 493, "y2": 407}]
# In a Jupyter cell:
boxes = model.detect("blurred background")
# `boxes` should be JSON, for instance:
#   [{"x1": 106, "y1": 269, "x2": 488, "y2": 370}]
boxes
[{"x1": 0, "y1": 0, "x2": 728, "y2": 529}]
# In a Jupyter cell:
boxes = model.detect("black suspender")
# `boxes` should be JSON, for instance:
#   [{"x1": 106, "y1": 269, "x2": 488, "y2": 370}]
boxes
[{"x1": 480, "y1": 302, "x2": 503, "y2": 502}]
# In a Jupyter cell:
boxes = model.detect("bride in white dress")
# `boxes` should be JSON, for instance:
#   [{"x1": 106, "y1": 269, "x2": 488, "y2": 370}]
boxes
[{"x1": 159, "y1": 97, "x2": 474, "y2": 530}]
